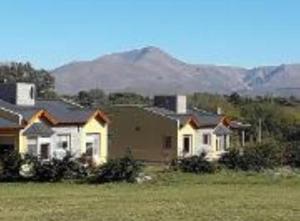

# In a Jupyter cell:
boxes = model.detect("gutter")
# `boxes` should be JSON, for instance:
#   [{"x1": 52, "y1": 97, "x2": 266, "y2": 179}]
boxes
[{"x1": 0, "y1": 107, "x2": 23, "y2": 125}]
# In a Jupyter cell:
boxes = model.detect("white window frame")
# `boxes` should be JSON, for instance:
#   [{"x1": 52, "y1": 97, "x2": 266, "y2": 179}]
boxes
[
  {"x1": 203, "y1": 133, "x2": 211, "y2": 145},
  {"x1": 57, "y1": 134, "x2": 71, "y2": 152}
]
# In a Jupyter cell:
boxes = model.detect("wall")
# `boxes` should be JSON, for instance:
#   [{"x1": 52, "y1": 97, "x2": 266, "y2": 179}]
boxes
[
  {"x1": 82, "y1": 117, "x2": 108, "y2": 164},
  {"x1": 177, "y1": 123, "x2": 197, "y2": 157},
  {"x1": 16, "y1": 83, "x2": 35, "y2": 106},
  {"x1": 51, "y1": 125, "x2": 82, "y2": 158},
  {"x1": 195, "y1": 127, "x2": 231, "y2": 160},
  {"x1": 109, "y1": 106, "x2": 178, "y2": 163}
]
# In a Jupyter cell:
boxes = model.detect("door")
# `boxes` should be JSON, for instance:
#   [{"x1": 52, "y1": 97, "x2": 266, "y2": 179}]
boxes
[
  {"x1": 183, "y1": 135, "x2": 192, "y2": 155},
  {"x1": 40, "y1": 143, "x2": 50, "y2": 160}
]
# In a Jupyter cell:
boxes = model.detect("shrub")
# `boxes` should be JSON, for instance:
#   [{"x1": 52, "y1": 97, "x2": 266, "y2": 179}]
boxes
[
  {"x1": 282, "y1": 142, "x2": 300, "y2": 168},
  {"x1": 172, "y1": 153, "x2": 218, "y2": 174},
  {"x1": 90, "y1": 152, "x2": 143, "y2": 183},
  {"x1": 18, "y1": 153, "x2": 90, "y2": 182},
  {"x1": 218, "y1": 148, "x2": 242, "y2": 170},
  {"x1": 219, "y1": 142, "x2": 282, "y2": 171},
  {"x1": 0, "y1": 149, "x2": 22, "y2": 181}
]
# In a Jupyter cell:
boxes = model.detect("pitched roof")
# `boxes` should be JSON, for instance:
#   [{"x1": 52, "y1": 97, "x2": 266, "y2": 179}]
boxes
[
  {"x1": 143, "y1": 106, "x2": 199, "y2": 128},
  {"x1": 188, "y1": 108, "x2": 224, "y2": 127},
  {"x1": 213, "y1": 123, "x2": 232, "y2": 136},
  {"x1": 0, "y1": 99, "x2": 108, "y2": 125},
  {"x1": 23, "y1": 122, "x2": 54, "y2": 137},
  {"x1": 0, "y1": 117, "x2": 21, "y2": 128}
]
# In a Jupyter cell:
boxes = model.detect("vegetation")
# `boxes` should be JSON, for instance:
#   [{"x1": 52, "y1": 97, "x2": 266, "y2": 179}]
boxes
[
  {"x1": 0, "y1": 62, "x2": 57, "y2": 98},
  {"x1": 172, "y1": 153, "x2": 218, "y2": 174},
  {"x1": 0, "y1": 170, "x2": 300, "y2": 221},
  {"x1": 89, "y1": 152, "x2": 144, "y2": 183}
]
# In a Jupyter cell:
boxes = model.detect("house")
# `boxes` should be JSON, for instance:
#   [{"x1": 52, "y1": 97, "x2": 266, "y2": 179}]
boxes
[
  {"x1": 0, "y1": 82, "x2": 109, "y2": 164},
  {"x1": 108, "y1": 95, "x2": 243, "y2": 163}
]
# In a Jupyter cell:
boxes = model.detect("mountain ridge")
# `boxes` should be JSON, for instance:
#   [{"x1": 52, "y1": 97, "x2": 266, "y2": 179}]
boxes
[{"x1": 51, "y1": 46, "x2": 300, "y2": 97}]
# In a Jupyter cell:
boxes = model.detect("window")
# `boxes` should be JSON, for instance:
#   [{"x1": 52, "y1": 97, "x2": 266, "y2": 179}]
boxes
[
  {"x1": 40, "y1": 143, "x2": 50, "y2": 160},
  {"x1": 203, "y1": 134, "x2": 211, "y2": 145},
  {"x1": 85, "y1": 133, "x2": 100, "y2": 158},
  {"x1": 57, "y1": 134, "x2": 71, "y2": 151},
  {"x1": 183, "y1": 135, "x2": 192, "y2": 153},
  {"x1": 216, "y1": 139, "x2": 220, "y2": 151},
  {"x1": 30, "y1": 86, "x2": 34, "y2": 99},
  {"x1": 27, "y1": 138, "x2": 37, "y2": 156},
  {"x1": 163, "y1": 136, "x2": 172, "y2": 149},
  {"x1": 86, "y1": 142, "x2": 94, "y2": 157}
]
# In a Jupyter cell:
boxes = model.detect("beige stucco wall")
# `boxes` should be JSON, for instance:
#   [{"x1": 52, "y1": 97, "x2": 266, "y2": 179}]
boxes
[
  {"x1": 82, "y1": 117, "x2": 108, "y2": 164},
  {"x1": 177, "y1": 123, "x2": 198, "y2": 157},
  {"x1": 109, "y1": 106, "x2": 178, "y2": 163}
]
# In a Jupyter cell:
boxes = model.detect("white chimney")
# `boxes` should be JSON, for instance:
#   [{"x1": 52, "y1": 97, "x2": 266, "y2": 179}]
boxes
[
  {"x1": 154, "y1": 95, "x2": 187, "y2": 114},
  {"x1": 217, "y1": 107, "x2": 222, "y2": 115},
  {"x1": 0, "y1": 82, "x2": 36, "y2": 106}
]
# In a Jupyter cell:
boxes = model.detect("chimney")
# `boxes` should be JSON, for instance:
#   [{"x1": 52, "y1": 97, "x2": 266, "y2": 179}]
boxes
[
  {"x1": 0, "y1": 82, "x2": 36, "y2": 106},
  {"x1": 154, "y1": 95, "x2": 187, "y2": 114},
  {"x1": 217, "y1": 107, "x2": 222, "y2": 115}
]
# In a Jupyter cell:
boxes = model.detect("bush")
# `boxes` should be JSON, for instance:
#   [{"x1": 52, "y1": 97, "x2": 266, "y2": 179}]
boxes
[
  {"x1": 282, "y1": 142, "x2": 300, "y2": 168},
  {"x1": 172, "y1": 153, "x2": 218, "y2": 174},
  {"x1": 90, "y1": 152, "x2": 143, "y2": 183},
  {"x1": 18, "y1": 153, "x2": 90, "y2": 182},
  {"x1": 0, "y1": 149, "x2": 22, "y2": 181},
  {"x1": 219, "y1": 143, "x2": 282, "y2": 171},
  {"x1": 218, "y1": 148, "x2": 242, "y2": 170}
]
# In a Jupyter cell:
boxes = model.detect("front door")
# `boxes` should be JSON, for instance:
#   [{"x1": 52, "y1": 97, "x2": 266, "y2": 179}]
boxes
[
  {"x1": 183, "y1": 135, "x2": 192, "y2": 155},
  {"x1": 40, "y1": 143, "x2": 50, "y2": 160}
]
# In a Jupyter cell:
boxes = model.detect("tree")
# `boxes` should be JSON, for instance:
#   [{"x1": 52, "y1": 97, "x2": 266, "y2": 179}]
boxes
[{"x1": 0, "y1": 62, "x2": 56, "y2": 99}]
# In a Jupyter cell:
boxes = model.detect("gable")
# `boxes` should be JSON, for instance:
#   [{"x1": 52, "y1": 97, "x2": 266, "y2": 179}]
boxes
[{"x1": 26, "y1": 110, "x2": 58, "y2": 126}]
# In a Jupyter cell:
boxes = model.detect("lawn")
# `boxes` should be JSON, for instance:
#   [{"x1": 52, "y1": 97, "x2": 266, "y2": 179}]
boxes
[{"x1": 0, "y1": 170, "x2": 300, "y2": 221}]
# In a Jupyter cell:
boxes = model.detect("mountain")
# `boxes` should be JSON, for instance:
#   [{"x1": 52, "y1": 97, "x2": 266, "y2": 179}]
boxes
[{"x1": 51, "y1": 46, "x2": 300, "y2": 97}]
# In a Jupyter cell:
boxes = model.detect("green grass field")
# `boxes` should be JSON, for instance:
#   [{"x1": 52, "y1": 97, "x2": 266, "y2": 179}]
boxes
[{"x1": 0, "y1": 170, "x2": 300, "y2": 221}]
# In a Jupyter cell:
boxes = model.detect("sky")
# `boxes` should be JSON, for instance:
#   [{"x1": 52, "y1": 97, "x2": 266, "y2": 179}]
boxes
[{"x1": 0, "y1": 0, "x2": 300, "y2": 70}]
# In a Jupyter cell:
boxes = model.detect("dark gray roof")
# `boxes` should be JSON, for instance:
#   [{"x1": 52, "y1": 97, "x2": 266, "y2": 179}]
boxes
[
  {"x1": 188, "y1": 108, "x2": 223, "y2": 127},
  {"x1": 143, "y1": 106, "x2": 193, "y2": 126},
  {"x1": 213, "y1": 124, "x2": 231, "y2": 136},
  {"x1": 143, "y1": 106, "x2": 223, "y2": 128},
  {"x1": 23, "y1": 122, "x2": 54, "y2": 137},
  {"x1": 0, "y1": 117, "x2": 20, "y2": 128},
  {"x1": 0, "y1": 99, "x2": 95, "y2": 124},
  {"x1": 35, "y1": 100, "x2": 94, "y2": 123}
]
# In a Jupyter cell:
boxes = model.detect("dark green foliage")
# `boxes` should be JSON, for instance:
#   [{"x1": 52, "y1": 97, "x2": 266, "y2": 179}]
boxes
[
  {"x1": 219, "y1": 143, "x2": 282, "y2": 171},
  {"x1": 172, "y1": 153, "x2": 218, "y2": 174},
  {"x1": 0, "y1": 149, "x2": 22, "y2": 181},
  {"x1": 282, "y1": 142, "x2": 300, "y2": 168},
  {"x1": 108, "y1": 93, "x2": 150, "y2": 105},
  {"x1": 33, "y1": 160, "x2": 62, "y2": 182},
  {"x1": 32, "y1": 154, "x2": 89, "y2": 182},
  {"x1": 0, "y1": 62, "x2": 56, "y2": 99},
  {"x1": 218, "y1": 148, "x2": 242, "y2": 170},
  {"x1": 90, "y1": 152, "x2": 144, "y2": 183}
]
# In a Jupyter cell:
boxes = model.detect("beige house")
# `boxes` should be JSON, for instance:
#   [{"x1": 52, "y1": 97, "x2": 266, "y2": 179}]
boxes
[
  {"x1": 108, "y1": 95, "x2": 237, "y2": 163},
  {"x1": 0, "y1": 83, "x2": 109, "y2": 165}
]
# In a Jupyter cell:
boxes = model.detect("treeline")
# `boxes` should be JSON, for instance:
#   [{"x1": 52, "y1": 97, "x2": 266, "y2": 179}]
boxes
[{"x1": 0, "y1": 62, "x2": 56, "y2": 99}]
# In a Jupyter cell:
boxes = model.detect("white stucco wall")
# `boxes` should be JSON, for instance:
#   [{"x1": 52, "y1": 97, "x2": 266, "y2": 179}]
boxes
[
  {"x1": 16, "y1": 83, "x2": 35, "y2": 106},
  {"x1": 51, "y1": 125, "x2": 82, "y2": 158},
  {"x1": 177, "y1": 122, "x2": 197, "y2": 157},
  {"x1": 194, "y1": 127, "x2": 231, "y2": 160}
]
